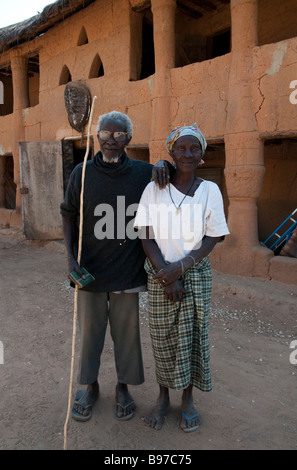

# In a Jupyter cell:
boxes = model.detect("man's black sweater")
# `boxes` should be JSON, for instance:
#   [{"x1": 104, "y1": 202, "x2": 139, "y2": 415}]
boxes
[{"x1": 60, "y1": 151, "x2": 153, "y2": 292}]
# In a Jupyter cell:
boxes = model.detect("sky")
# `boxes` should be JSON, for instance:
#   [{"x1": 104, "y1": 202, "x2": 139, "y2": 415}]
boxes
[{"x1": 0, "y1": 0, "x2": 55, "y2": 28}]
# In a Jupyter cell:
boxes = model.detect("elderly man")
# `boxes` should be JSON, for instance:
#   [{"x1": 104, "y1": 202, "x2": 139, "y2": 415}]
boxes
[{"x1": 61, "y1": 110, "x2": 170, "y2": 422}]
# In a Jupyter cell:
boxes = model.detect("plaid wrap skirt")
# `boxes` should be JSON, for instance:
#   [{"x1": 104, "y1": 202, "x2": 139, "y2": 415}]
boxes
[{"x1": 145, "y1": 257, "x2": 212, "y2": 392}]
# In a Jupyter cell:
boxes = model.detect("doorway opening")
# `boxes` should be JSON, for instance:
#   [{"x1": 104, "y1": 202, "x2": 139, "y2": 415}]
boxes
[
  {"x1": 258, "y1": 137, "x2": 297, "y2": 253},
  {"x1": 0, "y1": 154, "x2": 16, "y2": 209},
  {"x1": 62, "y1": 137, "x2": 94, "y2": 193}
]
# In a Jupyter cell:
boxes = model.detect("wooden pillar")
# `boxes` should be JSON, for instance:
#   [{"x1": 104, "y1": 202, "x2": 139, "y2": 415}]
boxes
[
  {"x1": 10, "y1": 51, "x2": 29, "y2": 218},
  {"x1": 149, "y1": 0, "x2": 176, "y2": 164},
  {"x1": 151, "y1": 0, "x2": 176, "y2": 71},
  {"x1": 231, "y1": 0, "x2": 258, "y2": 51},
  {"x1": 11, "y1": 53, "x2": 29, "y2": 111}
]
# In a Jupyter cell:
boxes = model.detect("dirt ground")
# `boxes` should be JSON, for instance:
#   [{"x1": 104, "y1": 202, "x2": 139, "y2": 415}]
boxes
[{"x1": 0, "y1": 227, "x2": 297, "y2": 451}]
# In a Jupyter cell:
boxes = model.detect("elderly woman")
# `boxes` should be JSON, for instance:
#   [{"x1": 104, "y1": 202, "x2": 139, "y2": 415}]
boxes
[{"x1": 134, "y1": 124, "x2": 229, "y2": 432}]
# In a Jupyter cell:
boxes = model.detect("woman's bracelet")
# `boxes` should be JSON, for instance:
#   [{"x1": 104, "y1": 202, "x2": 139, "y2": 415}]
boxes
[
  {"x1": 179, "y1": 256, "x2": 196, "y2": 275},
  {"x1": 180, "y1": 259, "x2": 185, "y2": 274},
  {"x1": 187, "y1": 255, "x2": 196, "y2": 266}
]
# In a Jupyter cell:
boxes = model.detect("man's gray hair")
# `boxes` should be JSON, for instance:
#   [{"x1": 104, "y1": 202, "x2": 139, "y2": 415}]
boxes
[{"x1": 96, "y1": 110, "x2": 133, "y2": 139}]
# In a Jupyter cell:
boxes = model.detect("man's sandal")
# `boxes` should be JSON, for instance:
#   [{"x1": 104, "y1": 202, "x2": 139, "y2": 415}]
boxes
[
  {"x1": 115, "y1": 401, "x2": 136, "y2": 421},
  {"x1": 71, "y1": 389, "x2": 98, "y2": 422}
]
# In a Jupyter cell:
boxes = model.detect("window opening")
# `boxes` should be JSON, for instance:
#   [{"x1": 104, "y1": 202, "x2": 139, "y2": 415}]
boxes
[
  {"x1": 77, "y1": 26, "x2": 89, "y2": 46},
  {"x1": 89, "y1": 54, "x2": 104, "y2": 79},
  {"x1": 175, "y1": 1, "x2": 231, "y2": 67},
  {"x1": 206, "y1": 29, "x2": 231, "y2": 60},
  {"x1": 27, "y1": 54, "x2": 40, "y2": 107},
  {"x1": 130, "y1": 6, "x2": 154, "y2": 81},
  {"x1": 59, "y1": 65, "x2": 72, "y2": 85},
  {"x1": 140, "y1": 18, "x2": 155, "y2": 79},
  {"x1": 0, "y1": 64, "x2": 13, "y2": 116}
]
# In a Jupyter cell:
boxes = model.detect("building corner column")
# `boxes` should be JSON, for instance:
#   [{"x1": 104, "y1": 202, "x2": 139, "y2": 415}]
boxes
[
  {"x1": 213, "y1": 0, "x2": 272, "y2": 278},
  {"x1": 10, "y1": 50, "x2": 29, "y2": 227}
]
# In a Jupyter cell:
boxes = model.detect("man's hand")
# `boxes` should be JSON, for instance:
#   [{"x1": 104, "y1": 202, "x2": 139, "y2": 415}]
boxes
[
  {"x1": 68, "y1": 255, "x2": 86, "y2": 279},
  {"x1": 151, "y1": 160, "x2": 175, "y2": 189},
  {"x1": 62, "y1": 216, "x2": 86, "y2": 280}
]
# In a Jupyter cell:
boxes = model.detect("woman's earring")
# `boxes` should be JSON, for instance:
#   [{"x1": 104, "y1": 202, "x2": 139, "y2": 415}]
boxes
[
  {"x1": 198, "y1": 159, "x2": 205, "y2": 167},
  {"x1": 172, "y1": 160, "x2": 176, "y2": 168}
]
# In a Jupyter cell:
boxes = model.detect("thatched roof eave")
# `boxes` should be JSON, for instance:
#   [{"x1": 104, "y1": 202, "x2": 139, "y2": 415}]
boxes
[{"x1": 0, "y1": 0, "x2": 96, "y2": 54}]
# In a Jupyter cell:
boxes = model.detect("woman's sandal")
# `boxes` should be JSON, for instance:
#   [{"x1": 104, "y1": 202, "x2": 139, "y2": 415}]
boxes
[{"x1": 179, "y1": 411, "x2": 201, "y2": 433}]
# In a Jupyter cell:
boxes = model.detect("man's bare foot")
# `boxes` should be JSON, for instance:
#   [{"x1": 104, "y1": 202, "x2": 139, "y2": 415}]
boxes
[{"x1": 115, "y1": 383, "x2": 136, "y2": 421}]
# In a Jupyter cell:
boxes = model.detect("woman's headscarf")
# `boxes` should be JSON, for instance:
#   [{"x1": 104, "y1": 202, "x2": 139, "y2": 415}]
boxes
[{"x1": 166, "y1": 124, "x2": 207, "y2": 157}]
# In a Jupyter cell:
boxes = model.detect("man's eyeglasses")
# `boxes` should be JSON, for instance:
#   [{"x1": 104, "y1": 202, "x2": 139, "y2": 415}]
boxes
[{"x1": 98, "y1": 130, "x2": 128, "y2": 142}]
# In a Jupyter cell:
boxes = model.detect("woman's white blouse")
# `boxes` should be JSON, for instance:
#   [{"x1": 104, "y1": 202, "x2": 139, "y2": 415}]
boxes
[{"x1": 134, "y1": 180, "x2": 229, "y2": 263}]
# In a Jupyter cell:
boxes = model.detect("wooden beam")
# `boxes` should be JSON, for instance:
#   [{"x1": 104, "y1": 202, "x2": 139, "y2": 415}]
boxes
[
  {"x1": 184, "y1": 0, "x2": 217, "y2": 12},
  {"x1": 177, "y1": 2, "x2": 203, "y2": 18},
  {"x1": 260, "y1": 131, "x2": 297, "y2": 140}
]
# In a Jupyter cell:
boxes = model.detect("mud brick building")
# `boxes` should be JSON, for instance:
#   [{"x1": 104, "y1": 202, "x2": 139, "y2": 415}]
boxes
[{"x1": 0, "y1": 0, "x2": 296, "y2": 284}]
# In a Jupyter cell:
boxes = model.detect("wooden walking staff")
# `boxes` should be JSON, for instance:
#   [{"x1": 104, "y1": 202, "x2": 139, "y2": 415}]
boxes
[{"x1": 63, "y1": 95, "x2": 97, "y2": 450}]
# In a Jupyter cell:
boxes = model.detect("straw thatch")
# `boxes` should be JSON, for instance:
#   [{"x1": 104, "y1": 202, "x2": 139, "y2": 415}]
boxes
[
  {"x1": 0, "y1": 0, "x2": 96, "y2": 54},
  {"x1": 0, "y1": 0, "x2": 230, "y2": 54}
]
